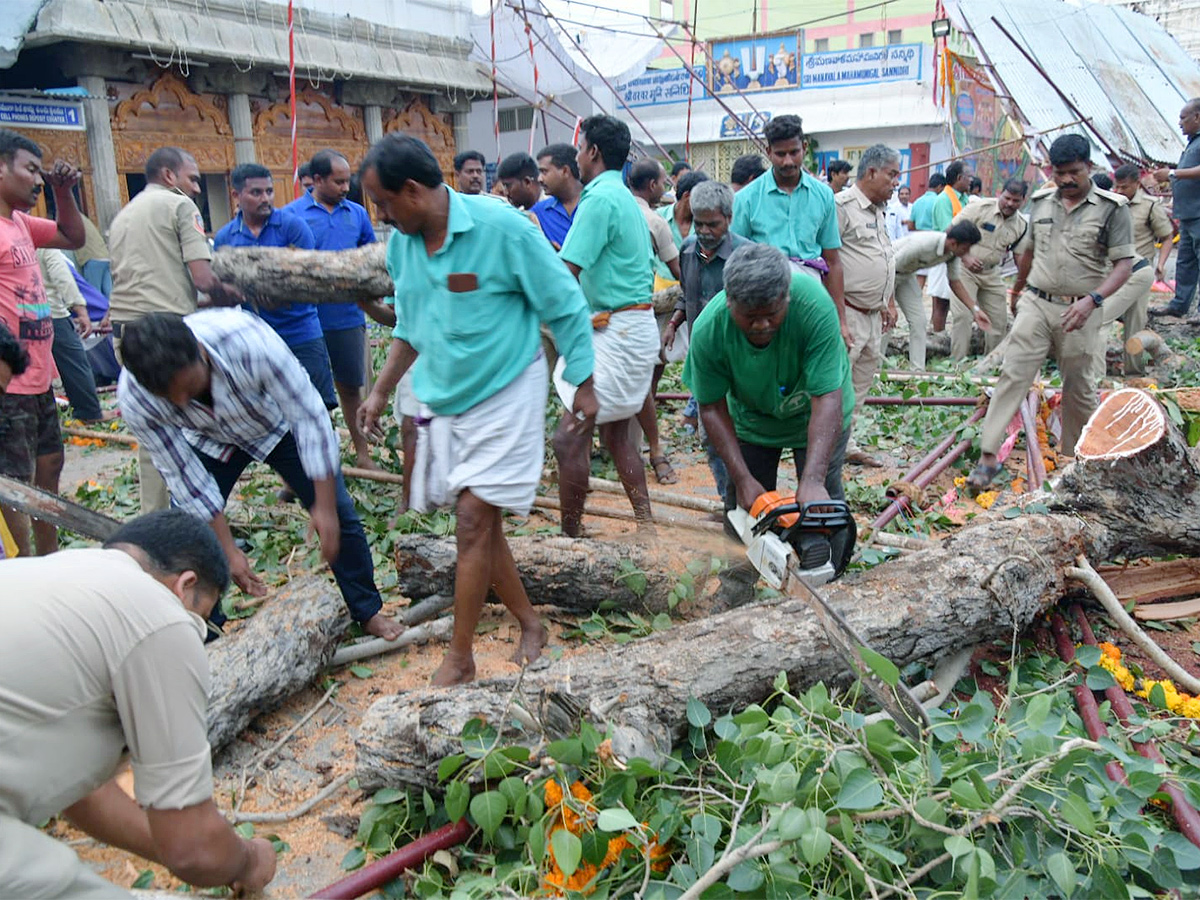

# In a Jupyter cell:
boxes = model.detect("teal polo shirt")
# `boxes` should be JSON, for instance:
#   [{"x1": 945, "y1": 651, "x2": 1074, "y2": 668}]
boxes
[
  {"x1": 931, "y1": 188, "x2": 968, "y2": 230},
  {"x1": 388, "y1": 186, "x2": 594, "y2": 417},
  {"x1": 731, "y1": 169, "x2": 841, "y2": 260},
  {"x1": 559, "y1": 169, "x2": 653, "y2": 312}
]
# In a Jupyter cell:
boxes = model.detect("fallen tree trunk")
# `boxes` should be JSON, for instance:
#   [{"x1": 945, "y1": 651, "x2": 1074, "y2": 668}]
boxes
[
  {"x1": 356, "y1": 388, "x2": 1200, "y2": 791},
  {"x1": 393, "y1": 533, "x2": 721, "y2": 614},
  {"x1": 208, "y1": 576, "x2": 349, "y2": 753},
  {"x1": 212, "y1": 244, "x2": 392, "y2": 308},
  {"x1": 1098, "y1": 558, "x2": 1200, "y2": 605}
]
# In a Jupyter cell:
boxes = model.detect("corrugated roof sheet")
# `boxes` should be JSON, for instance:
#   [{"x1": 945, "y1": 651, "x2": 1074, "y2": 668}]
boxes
[{"x1": 948, "y1": 0, "x2": 1200, "y2": 164}]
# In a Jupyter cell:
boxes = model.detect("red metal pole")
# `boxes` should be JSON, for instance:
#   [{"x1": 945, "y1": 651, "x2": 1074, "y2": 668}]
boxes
[
  {"x1": 1020, "y1": 391, "x2": 1047, "y2": 491},
  {"x1": 1073, "y1": 606, "x2": 1200, "y2": 849},
  {"x1": 870, "y1": 426, "x2": 979, "y2": 532},
  {"x1": 1048, "y1": 613, "x2": 1127, "y2": 784},
  {"x1": 864, "y1": 396, "x2": 980, "y2": 407},
  {"x1": 310, "y1": 818, "x2": 473, "y2": 899},
  {"x1": 288, "y1": 0, "x2": 298, "y2": 199},
  {"x1": 897, "y1": 407, "x2": 987, "y2": 486}
]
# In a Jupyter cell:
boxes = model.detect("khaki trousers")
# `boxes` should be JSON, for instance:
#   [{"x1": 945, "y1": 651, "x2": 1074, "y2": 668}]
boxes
[
  {"x1": 113, "y1": 332, "x2": 170, "y2": 513},
  {"x1": 980, "y1": 291, "x2": 1103, "y2": 458},
  {"x1": 1090, "y1": 263, "x2": 1154, "y2": 380},
  {"x1": 950, "y1": 268, "x2": 1009, "y2": 361},
  {"x1": 0, "y1": 814, "x2": 129, "y2": 898},
  {"x1": 844, "y1": 305, "x2": 883, "y2": 453},
  {"x1": 892, "y1": 273, "x2": 927, "y2": 369}
]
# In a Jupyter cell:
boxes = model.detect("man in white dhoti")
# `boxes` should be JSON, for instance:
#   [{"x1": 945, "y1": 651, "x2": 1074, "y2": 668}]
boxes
[{"x1": 359, "y1": 134, "x2": 596, "y2": 686}]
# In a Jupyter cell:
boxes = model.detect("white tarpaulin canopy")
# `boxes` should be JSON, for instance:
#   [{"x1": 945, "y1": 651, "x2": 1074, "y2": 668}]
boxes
[{"x1": 469, "y1": 0, "x2": 666, "y2": 101}]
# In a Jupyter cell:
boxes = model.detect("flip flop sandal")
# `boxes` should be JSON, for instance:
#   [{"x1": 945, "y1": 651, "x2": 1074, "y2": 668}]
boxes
[
  {"x1": 650, "y1": 454, "x2": 678, "y2": 484},
  {"x1": 966, "y1": 461, "x2": 1004, "y2": 490}
]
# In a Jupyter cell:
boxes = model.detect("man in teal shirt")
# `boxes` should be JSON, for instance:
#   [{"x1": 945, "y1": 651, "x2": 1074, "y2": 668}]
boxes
[
  {"x1": 730, "y1": 114, "x2": 850, "y2": 349},
  {"x1": 358, "y1": 134, "x2": 596, "y2": 686},
  {"x1": 928, "y1": 161, "x2": 973, "y2": 332},
  {"x1": 909, "y1": 173, "x2": 945, "y2": 232},
  {"x1": 554, "y1": 115, "x2": 660, "y2": 537},
  {"x1": 684, "y1": 242, "x2": 853, "y2": 519}
]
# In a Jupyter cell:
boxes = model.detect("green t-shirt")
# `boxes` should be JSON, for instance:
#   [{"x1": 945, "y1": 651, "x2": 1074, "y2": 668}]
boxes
[{"x1": 682, "y1": 273, "x2": 854, "y2": 448}]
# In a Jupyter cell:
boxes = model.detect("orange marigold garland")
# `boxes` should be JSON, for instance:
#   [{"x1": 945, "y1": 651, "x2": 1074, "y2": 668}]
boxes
[{"x1": 540, "y1": 779, "x2": 670, "y2": 896}]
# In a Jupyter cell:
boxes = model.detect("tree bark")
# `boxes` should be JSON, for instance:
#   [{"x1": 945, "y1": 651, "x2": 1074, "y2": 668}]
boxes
[
  {"x1": 211, "y1": 244, "x2": 392, "y2": 308},
  {"x1": 355, "y1": 393, "x2": 1200, "y2": 791},
  {"x1": 208, "y1": 576, "x2": 349, "y2": 753},
  {"x1": 392, "y1": 533, "x2": 720, "y2": 614}
]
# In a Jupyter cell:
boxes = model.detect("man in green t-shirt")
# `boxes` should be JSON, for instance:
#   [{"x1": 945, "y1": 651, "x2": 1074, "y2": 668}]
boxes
[{"x1": 683, "y1": 243, "x2": 854, "y2": 515}]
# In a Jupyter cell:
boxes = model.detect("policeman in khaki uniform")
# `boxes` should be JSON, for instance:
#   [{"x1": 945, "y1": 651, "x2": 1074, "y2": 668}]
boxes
[
  {"x1": 1094, "y1": 164, "x2": 1175, "y2": 377},
  {"x1": 969, "y1": 135, "x2": 1134, "y2": 488},
  {"x1": 835, "y1": 144, "x2": 900, "y2": 468},
  {"x1": 948, "y1": 179, "x2": 1030, "y2": 361},
  {"x1": 108, "y1": 146, "x2": 240, "y2": 513},
  {"x1": 892, "y1": 221, "x2": 991, "y2": 370}
]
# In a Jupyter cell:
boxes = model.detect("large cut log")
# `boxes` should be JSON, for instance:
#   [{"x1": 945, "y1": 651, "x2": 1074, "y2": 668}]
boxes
[
  {"x1": 393, "y1": 533, "x2": 720, "y2": 614},
  {"x1": 207, "y1": 576, "x2": 349, "y2": 753},
  {"x1": 355, "y1": 388, "x2": 1200, "y2": 790},
  {"x1": 1098, "y1": 558, "x2": 1200, "y2": 605},
  {"x1": 212, "y1": 244, "x2": 391, "y2": 308},
  {"x1": 1053, "y1": 388, "x2": 1200, "y2": 557},
  {"x1": 356, "y1": 515, "x2": 1092, "y2": 790}
]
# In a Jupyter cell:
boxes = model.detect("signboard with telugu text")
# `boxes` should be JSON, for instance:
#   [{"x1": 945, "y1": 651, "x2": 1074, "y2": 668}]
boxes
[
  {"x1": 799, "y1": 44, "x2": 923, "y2": 90},
  {"x1": 0, "y1": 99, "x2": 84, "y2": 131},
  {"x1": 619, "y1": 67, "x2": 708, "y2": 108}
]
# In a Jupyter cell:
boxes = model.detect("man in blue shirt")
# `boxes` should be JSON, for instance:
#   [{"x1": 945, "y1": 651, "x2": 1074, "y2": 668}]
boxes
[
  {"x1": 358, "y1": 134, "x2": 596, "y2": 686},
  {"x1": 213, "y1": 164, "x2": 335, "y2": 409},
  {"x1": 532, "y1": 143, "x2": 581, "y2": 250},
  {"x1": 286, "y1": 149, "x2": 390, "y2": 470}
]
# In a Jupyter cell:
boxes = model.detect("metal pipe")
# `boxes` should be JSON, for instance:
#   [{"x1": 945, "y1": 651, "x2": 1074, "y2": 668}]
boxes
[
  {"x1": 310, "y1": 817, "x2": 472, "y2": 899},
  {"x1": 900, "y1": 407, "x2": 988, "y2": 485},
  {"x1": 864, "y1": 396, "x2": 980, "y2": 407},
  {"x1": 1072, "y1": 605, "x2": 1200, "y2": 849},
  {"x1": 1020, "y1": 391, "x2": 1047, "y2": 491},
  {"x1": 870, "y1": 426, "x2": 978, "y2": 532},
  {"x1": 1048, "y1": 613, "x2": 1126, "y2": 784}
]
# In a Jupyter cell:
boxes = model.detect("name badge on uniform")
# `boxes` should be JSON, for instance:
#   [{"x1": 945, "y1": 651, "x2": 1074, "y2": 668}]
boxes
[
  {"x1": 982, "y1": 223, "x2": 996, "y2": 232},
  {"x1": 447, "y1": 273, "x2": 478, "y2": 292}
]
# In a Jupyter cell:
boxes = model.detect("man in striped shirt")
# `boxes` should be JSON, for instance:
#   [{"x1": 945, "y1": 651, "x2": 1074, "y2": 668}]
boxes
[{"x1": 117, "y1": 308, "x2": 401, "y2": 640}]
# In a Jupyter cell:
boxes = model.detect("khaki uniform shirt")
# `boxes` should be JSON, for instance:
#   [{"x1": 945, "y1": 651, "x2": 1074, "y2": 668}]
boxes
[
  {"x1": 108, "y1": 184, "x2": 212, "y2": 322},
  {"x1": 893, "y1": 230, "x2": 961, "y2": 280},
  {"x1": 835, "y1": 183, "x2": 894, "y2": 311},
  {"x1": 37, "y1": 248, "x2": 84, "y2": 319},
  {"x1": 0, "y1": 549, "x2": 213, "y2": 826},
  {"x1": 1125, "y1": 188, "x2": 1173, "y2": 264},
  {"x1": 73, "y1": 216, "x2": 109, "y2": 269},
  {"x1": 952, "y1": 198, "x2": 1028, "y2": 269},
  {"x1": 634, "y1": 195, "x2": 679, "y2": 265},
  {"x1": 1017, "y1": 184, "x2": 1135, "y2": 296}
]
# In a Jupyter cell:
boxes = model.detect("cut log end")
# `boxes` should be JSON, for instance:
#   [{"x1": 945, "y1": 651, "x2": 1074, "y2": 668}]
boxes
[{"x1": 1076, "y1": 388, "x2": 1166, "y2": 461}]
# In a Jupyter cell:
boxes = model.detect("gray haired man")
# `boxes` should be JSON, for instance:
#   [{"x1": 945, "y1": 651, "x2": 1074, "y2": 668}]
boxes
[
  {"x1": 834, "y1": 144, "x2": 900, "y2": 467},
  {"x1": 663, "y1": 181, "x2": 751, "y2": 498},
  {"x1": 682, "y1": 243, "x2": 854, "y2": 516}
]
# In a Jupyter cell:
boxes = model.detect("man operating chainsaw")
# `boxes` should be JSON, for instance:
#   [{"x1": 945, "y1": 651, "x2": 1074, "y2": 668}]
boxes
[{"x1": 683, "y1": 241, "x2": 854, "y2": 527}]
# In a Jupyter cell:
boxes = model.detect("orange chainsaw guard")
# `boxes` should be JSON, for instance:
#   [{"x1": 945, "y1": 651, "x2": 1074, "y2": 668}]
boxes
[{"x1": 749, "y1": 490, "x2": 799, "y2": 528}]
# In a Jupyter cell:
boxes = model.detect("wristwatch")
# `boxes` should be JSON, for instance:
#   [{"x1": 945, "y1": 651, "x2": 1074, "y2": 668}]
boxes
[{"x1": 1088, "y1": 291, "x2": 1104, "y2": 308}]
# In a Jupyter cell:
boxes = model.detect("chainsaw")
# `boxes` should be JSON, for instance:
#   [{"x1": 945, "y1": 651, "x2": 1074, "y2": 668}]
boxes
[{"x1": 728, "y1": 491, "x2": 930, "y2": 741}]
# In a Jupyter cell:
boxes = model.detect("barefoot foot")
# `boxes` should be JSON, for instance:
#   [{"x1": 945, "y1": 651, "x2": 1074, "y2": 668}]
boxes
[
  {"x1": 363, "y1": 613, "x2": 404, "y2": 641},
  {"x1": 512, "y1": 619, "x2": 549, "y2": 666},
  {"x1": 431, "y1": 652, "x2": 476, "y2": 686},
  {"x1": 354, "y1": 455, "x2": 382, "y2": 472}
]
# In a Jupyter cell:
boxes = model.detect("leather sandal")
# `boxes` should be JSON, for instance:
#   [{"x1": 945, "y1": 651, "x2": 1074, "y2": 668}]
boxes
[{"x1": 649, "y1": 454, "x2": 678, "y2": 484}]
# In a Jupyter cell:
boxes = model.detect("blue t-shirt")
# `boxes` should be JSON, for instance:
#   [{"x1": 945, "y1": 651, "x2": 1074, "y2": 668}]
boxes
[
  {"x1": 213, "y1": 209, "x2": 321, "y2": 346},
  {"x1": 285, "y1": 193, "x2": 376, "y2": 331},
  {"x1": 530, "y1": 196, "x2": 574, "y2": 249}
]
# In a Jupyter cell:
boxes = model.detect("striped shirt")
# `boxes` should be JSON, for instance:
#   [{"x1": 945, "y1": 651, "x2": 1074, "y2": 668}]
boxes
[{"x1": 118, "y1": 309, "x2": 340, "y2": 520}]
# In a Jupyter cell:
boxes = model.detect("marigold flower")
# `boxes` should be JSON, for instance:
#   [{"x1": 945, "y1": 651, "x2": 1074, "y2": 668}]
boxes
[{"x1": 975, "y1": 491, "x2": 998, "y2": 509}]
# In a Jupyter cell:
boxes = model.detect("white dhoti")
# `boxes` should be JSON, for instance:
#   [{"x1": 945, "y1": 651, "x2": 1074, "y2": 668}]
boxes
[
  {"x1": 925, "y1": 262, "x2": 950, "y2": 298},
  {"x1": 392, "y1": 369, "x2": 419, "y2": 423},
  {"x1": 554, "y1": 308, "x2": 658, "y2": 425},
  {"x1": 410, "y1": 354, "x2": 547, "y2": 514}
]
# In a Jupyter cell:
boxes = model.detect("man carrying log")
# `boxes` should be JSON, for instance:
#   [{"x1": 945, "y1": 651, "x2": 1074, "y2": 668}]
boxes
[
  {"x1": 117, "y1": 308, "x2": 402, "y2": 641},
  {"x1": 357, "y1": 134, "x2": 596, "y2": 686},
  {"x1": 0, "y1": 509, "x2": 277, "y2": 897},
  {"x1": 552, "y1": 115, "x2": 659, "y2": 536},
  {"x1": 683, "y1": 243, "x2": 854, "y2": 520},
  {"x1": 892, "y1": 221, "x2": 990, "y2": 370},
  {"x1": 968, "y1": 134, "x2": 1135, "y2": 487}
]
